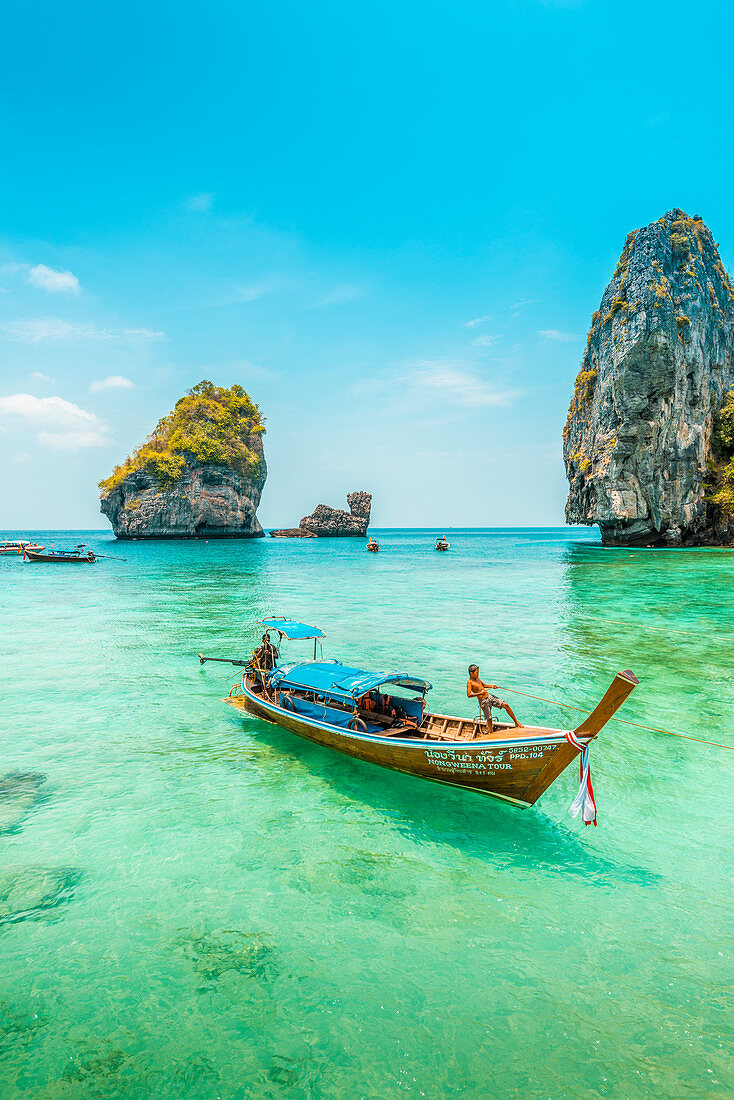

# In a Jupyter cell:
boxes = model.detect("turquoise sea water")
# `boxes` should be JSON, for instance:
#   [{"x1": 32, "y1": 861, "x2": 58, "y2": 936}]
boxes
[{"x1": 0, "y1": 528, "x2": 731, "y2": 1099}]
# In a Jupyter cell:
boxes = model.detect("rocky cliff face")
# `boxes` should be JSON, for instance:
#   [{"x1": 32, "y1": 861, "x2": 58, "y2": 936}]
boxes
[
  {"x1": 270, "y1": 491, "x2": 372, "y2": 537},
  {"x1": 564, "y1": 210, "x2": 734, "y2": 546},
  {"x1": 100, "y1": 456, "x2": 266, "y2": 539},
  {"x1": 100, "y1": 381, "x2": 267, "y2": 539}
]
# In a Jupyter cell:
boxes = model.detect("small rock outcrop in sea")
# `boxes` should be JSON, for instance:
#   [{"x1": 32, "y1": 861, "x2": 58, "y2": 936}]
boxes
[
  {"x1": 271, "y1": 491, "x2": 372, "y2": 537},
  {"x1": 563, "y1": 209, "x2": 734, "y2": 546},
  {"x1": 99, "y1": 381, "x2": 267, "y2": 539}
]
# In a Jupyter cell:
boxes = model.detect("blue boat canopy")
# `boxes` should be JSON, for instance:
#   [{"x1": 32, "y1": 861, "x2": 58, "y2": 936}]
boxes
[
  {"x1": 269, "y1": 661, "x2": 432, "y2": 703},
  {"x1": 258, "y1": 617, "x2": 325, "y2": 640}
]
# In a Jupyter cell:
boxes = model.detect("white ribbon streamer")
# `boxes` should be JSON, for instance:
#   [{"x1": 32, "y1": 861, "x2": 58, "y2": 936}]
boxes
[{"x1": 564, "y1": 730, "x2": 597, "y2": 826}]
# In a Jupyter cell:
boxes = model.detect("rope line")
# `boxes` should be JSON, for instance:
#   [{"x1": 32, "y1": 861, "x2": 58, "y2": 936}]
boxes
[
  {"x1": 497, "y1": 685, "x2": 734, "y2": 752},
  {"x1": 579, "y1": 616, "x2": 721, "y2": 639}
]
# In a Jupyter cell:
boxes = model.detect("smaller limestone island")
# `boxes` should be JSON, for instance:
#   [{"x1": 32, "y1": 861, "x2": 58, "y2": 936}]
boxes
[
  {"x1": 99, "y1": 381, "x2": 267, "y2": 539},
  {"x1": 271, "y1": 491, "x2": 372, "y2": 537},
  {"x1": 564, "y1": 209, "x2": 734, "y2": 546}
]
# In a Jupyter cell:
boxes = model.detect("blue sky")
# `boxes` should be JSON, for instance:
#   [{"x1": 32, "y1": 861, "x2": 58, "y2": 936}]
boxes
[{"x1": 1, "y1": 0, "x2": 732, "y2": 529}]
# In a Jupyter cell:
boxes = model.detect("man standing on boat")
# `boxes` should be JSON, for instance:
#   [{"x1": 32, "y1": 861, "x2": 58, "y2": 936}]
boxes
[
  {"x1": 466, "y1": 665, "x2": 523, "y2": 731},
  {"x1": 253, "y1": 633, "x2": 279, "y2": 672}
]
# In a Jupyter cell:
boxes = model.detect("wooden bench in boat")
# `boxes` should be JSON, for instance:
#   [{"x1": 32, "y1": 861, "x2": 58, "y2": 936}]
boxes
[{"x1": 420, "y1": 712, "x2": 516, "y2": 741}]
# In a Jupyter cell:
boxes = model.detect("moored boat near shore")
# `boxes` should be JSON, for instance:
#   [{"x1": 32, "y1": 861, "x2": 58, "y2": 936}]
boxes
[
  {"x1": 200, "y1": 617, "x2": 638, "y2": 816},
  {"x1": 24, "y1": 545, "x2": 96, "y2": 563},
  {"x1": 1, "y1": 540, "x2": 43, "y2": 554}
]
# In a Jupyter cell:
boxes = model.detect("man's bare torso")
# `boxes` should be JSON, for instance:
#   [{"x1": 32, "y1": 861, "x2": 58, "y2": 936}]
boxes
[{"x1": 467, "y1": 677, "x2": 490, "y2": 701}]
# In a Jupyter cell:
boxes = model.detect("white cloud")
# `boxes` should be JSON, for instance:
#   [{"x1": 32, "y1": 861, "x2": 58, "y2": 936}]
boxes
[
  {"x1": 0, "y1": 393, "x2": 109, "y2": 449},
  {"x1": 184, "y1": 192, "x2": 213, "y2": 212},
  {"x1": 353, "y1": 359, "x2": 520, "y2": 410},
  {"x1": 89, "y1": 375, "x2": 135, "y2": 393},
  {"x1": 472, "y1": 334, "x2": 499, "y2": 347},
  {"x1": 30, "y1": 371, "x2": 55, "y2": 383},
  {"x1": 235, "y1": 277, "x2": 284, "y2": 302},
  {"x1": 538, "y1": 329, "x2": 582, "y2": 343},
  {"x1": 0, "y1": 319, "x2": 165, "y2": 342},
  {"x1": 122, "y1": 328, "x2": 166, "y2": 340},
  {"x1": 465, "y1": 314, "x2": 491, "y2": 328},
  {"x1": 0, "y1": 261, "x2": 80, "y2": 294},
  {"x1": 316, "y1": 284, "x2": 365, "y2": 307},
  {"x1": 27, "y1": 264, "x2": 80, "y2": 294},
  {"x1": 412, "y1": 361, "x2": 518, "y2": 407}
]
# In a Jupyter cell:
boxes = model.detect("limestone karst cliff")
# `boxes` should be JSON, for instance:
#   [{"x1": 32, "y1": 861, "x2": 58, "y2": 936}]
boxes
[
  {"x1": 270, "y1": 492, "x2": 372, "y2": 537},
  {"x1": 99, "y1": 381, "x2": 266, "y2": 538},
  {"x1": 564, "y1": 209, "x2": 734, "y2": 546}
]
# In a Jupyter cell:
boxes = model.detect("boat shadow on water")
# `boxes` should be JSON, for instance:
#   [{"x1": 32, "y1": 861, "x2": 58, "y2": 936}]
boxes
[{"x1": 221, "y1": 713, "x2": 659, "y2": 890}]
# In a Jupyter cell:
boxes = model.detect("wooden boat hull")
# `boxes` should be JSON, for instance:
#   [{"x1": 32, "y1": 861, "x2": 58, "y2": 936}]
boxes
[
  {"x1": 23, "y1": 549, "x2": 95, "y2": 563},
  {"x1": 226, "y1": 678, "x2": 590, "y2": 807}
]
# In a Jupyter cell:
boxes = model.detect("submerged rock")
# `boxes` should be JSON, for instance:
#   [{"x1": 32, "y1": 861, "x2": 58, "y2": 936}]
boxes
[
  {"x1": 0, "y1": 998, "x2": 48, "y2": 1045},
  {"x1": 271, "y1": 491, "x2": 372, "y2": 537},
  {"x1": 0, "y1": 867, "x2": 80, "y2": 924},
  {"x1": 563, "y1": 210, "x2": 734, "y2": 546},
  {"x1": 181, "y1": 928, "x2": 277, "y2": 985},
  {"x1": 99, "y1": 381, "x2": 267, "y2": 539},
  {"x1": 0, "y1": 772, "x2": 46, "y2": 834}
]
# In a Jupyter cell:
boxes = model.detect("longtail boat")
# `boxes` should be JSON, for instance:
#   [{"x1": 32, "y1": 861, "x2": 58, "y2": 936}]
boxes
[
  {"x1": 24, "y1": 545, "x2": 96, "y2": 563},
  {"x1": 366, "y1": 537, "x2": 380, "y2": 552},
  {"x1": 435, "y1": 536, "x2": 450, "y2": 551},
  {"x1": 200, "y1": 618, "x2": 638, "y2": 817},
  {"x1": 1, "y1": 540, "x2": 42, "y2": 554}
]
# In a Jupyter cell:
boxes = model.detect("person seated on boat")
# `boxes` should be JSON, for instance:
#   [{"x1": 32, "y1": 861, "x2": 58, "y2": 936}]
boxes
[
  {"x1": 466, "y1": 664, "x2": 523, "y2": 731},
  {"x1": 253, "y1": 633, "x2": 279, "y2": 672},
  {"x1": 386, "y1": 701, "x2": 418, "y2": 730}
]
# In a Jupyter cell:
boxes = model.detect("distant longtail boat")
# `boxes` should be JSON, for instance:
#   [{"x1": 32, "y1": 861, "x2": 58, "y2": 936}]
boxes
[
  {"x1": 1, "y1": 540, "x2": 42, "y2": 554},
  {"x1": 24, "y1": 545, "x2": 96, "y2": 563}
]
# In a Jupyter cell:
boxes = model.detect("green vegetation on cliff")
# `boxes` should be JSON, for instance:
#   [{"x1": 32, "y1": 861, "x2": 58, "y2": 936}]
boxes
[
  {"x1": 706, "y1": 388, "x2": 734, "y2": 514},
  {"x1": 99, "y1": 381, "x2": 265, "y2": 494}
]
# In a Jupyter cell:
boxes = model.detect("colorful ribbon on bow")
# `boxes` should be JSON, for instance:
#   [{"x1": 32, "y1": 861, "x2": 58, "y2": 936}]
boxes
[{"x1": 564, "y1": 730, "x2": 597, "y2": 826}]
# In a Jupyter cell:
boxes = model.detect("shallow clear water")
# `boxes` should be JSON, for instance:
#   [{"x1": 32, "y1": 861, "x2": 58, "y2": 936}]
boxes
[{"x1": 0, "y1": 529, "x2": 731, "y2": 1098}]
